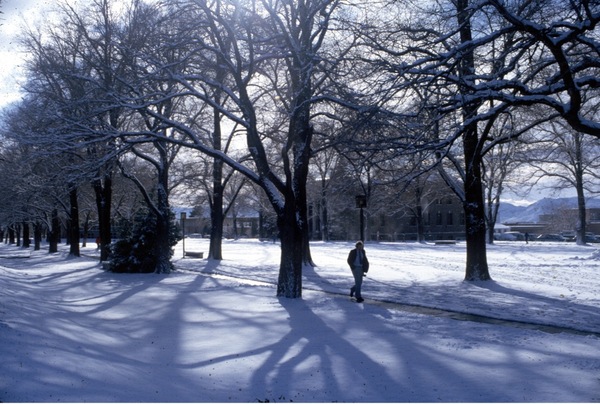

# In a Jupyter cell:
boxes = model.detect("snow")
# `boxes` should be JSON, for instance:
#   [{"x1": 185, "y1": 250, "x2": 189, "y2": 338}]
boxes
[{"x1": 1, "y1": 238, "x2": 599, "y2": 402}]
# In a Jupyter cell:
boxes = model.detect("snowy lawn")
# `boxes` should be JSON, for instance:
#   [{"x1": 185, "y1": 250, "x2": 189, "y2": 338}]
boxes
[{"x1": 1, "y1": 239, "x2": 599, "y2": 402}]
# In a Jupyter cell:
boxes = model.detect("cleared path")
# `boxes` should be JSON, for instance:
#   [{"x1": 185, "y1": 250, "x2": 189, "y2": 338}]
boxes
[{"x1": 201, "y1": 271, "x2": 600, "y2": 338}]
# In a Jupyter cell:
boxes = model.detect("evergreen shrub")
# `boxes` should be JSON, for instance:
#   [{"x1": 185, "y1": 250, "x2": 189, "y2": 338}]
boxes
[{"x1": 108, "y1": 209, "x2": 181, "y2": 273}]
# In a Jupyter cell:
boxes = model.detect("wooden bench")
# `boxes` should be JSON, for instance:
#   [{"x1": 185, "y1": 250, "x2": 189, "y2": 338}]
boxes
[
  {"x1": 184, "y1": 251, "x2": 204, "y2": 258},
  {"x1": 434, "y1": 240, "x2": 456, "y2": 245}
]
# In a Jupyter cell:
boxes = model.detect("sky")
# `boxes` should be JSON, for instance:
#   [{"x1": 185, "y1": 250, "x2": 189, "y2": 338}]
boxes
[
  {"x1": 0, "y1": 0, "x2": 53, "y2": 106},
  {"x1": 1, "y1": 238, "x2": 599, "y2": 402}
]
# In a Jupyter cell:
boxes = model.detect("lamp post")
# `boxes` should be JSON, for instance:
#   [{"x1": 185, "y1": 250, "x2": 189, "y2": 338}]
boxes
[
  {"x1": 355, "y1": 195, "x2": 367, "y2": 242},
  {"x1": 180, "y1": 212, "x2": 186, "y2": 257}
]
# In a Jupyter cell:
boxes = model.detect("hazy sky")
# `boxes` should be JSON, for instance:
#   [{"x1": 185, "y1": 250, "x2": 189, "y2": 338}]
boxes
[{"x1": 0, "y1": 0, "x2": 54, "y2": 106}]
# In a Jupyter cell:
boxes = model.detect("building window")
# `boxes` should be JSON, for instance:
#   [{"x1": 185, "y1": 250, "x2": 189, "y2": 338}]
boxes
[
  {"x1": 447, "y1": 211, "x2": 453, "y2": 225},
  {"x1": 436, "y1": 212, "x2": 443, "y2": 225}
]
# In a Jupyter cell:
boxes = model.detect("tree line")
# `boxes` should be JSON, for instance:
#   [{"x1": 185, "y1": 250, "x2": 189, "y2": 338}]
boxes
[{"x1": 0, "y1": 0, "x2": 599, "y2": 298}]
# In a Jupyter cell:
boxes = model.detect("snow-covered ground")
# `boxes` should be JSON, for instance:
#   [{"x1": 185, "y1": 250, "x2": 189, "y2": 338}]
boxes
[{"x1": 1, "y1": 238, "x2": 599, "y2": 402}]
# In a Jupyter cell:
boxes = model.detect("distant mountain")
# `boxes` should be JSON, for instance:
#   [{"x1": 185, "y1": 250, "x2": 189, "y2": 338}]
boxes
[{"x1": 498, "y1": 197, "x2": 600, "y2": 224}]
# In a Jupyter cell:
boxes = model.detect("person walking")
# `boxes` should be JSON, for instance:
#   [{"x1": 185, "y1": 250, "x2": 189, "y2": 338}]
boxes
[{"x1": 347, "y1": 240, "x2": 369, "y2": 303}]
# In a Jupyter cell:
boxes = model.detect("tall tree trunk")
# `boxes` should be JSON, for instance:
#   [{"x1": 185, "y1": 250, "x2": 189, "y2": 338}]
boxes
[
  {"x1": 22, "y1": 221, "x2": 30, "y2": 248},
  {"x1": 462, "y1": 145, "x2": 491, "y2": 280},
  {"x1": 34, "y1": 222, "x2": 42, "y2": 251},
  {"x1": 274, "y1": 107, "x2": 311, "y2": 297},
  {"x1": 209, "y1": 107, "x2": 224, "y2": 260},
  {"x1": 154, "y1": 167, "x2": 172, "y2": 274},
  {"x1": 457, "y1": 0, "x2": 491, "y2": 281},
  {"x1": 69, "y1": 187, "x2": 80, "y2": 257},
  {"x1": 93, "y1": 174, "x2": 112, "y2": 261},
  {"x1": 320, "y1": 184, "x2": 329, "y2": 242},
  {"x1": 277, "y1": 201, "x2": 303, "y2": 298},
  {"x1": 48, "y1": 209, "x2": 60, "y2": 253},
  {"x1": 574, "y1": 133, "x2": 587, "y2": 245},
  {"x1": 299, "y1": 176, "x2": 314, "y2": 266},
  {"x1": 485, "y1": 178, "x2": 502, "y2": 245},
  {"x1": 82, "y1": 212, "x2": 90, "y2": 248},
  {"x1": 291, "y1": 60, "x2": 314, "y2": 267},
  {"x1": 576, "y1": 186, "x2": 587, "y2": 245},
  {"x1": 8, "y1": 226, "x2": 15, "y2": 245},
  {"x1": 153, "y1": 208, "x2": 172, "y2": 274},
  {"x1": 414, "y1": 185, "x2": 426, "y2": 243}
]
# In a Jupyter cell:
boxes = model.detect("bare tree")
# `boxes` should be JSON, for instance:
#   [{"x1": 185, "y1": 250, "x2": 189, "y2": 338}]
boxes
[
  {"x1": 128, "y1": 0, "x2": 349, "y2": 297},
  {"x1": 18, "y1": 0, "x2": 129, "y2": 261},
  {"x1": 480, "y1": 110, "x2": 530, "y2": 244},
  {"x1": 309, "y1": 139, "x2": 345, "y2": 242},
  {"x1": 17, "y1": 0, "x2": 187, "y2": 267},
  {"x1": 485, "y1": 0, "x2": 600, "y2": 138},
  {"x1": 352, "y1": 0, "x2": 495, "y2": 279},
  {"x1": 348, "y1": 0, "x2": 600, "y2": 280},
  {"x1": 1, "y1": 95, "x2": 84, "y2": 255},
  {"x1": 523, "y1": 119, "x2": 600, "y2": 244}
]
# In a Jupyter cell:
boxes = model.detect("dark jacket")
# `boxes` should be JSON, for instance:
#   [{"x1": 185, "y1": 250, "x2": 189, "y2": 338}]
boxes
[{"x1": 347, "y1": 248, "x2": 369, "y2": 273}]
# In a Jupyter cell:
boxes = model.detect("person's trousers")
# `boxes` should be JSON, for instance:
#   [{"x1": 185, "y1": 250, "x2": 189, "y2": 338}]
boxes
[{"x1": 351, "y1": 266, "x2": 363, "y2": 299}]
